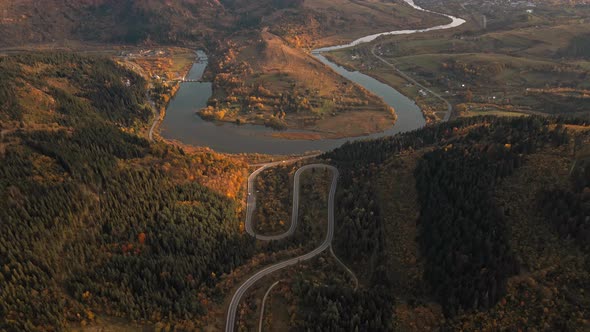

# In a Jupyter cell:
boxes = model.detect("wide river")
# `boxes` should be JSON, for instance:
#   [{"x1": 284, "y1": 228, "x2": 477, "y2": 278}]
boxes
[{"x1": 160, "y1": 0, "x2": 465, "y2": 154}]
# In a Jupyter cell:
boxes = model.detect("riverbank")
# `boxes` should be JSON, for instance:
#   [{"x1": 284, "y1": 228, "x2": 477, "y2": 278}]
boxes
[
  {"x1": 311, "y1": 0, "x2": 465, "y2": 123},
  {"x1": 159, "y1": 51, "x2": 418, "y2": 154},
  {"x1": 323, "y1": 49, "x2": 450, "y2": 123},
  {"x1": 159, "y1": 0, "x2": 465, "y2": 154},
  {"x1": 197, "y1": 29, "x2": 396, "y2": 140}
]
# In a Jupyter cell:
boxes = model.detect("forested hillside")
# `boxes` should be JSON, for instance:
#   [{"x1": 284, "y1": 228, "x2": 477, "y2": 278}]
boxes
[
  {"x1": 0, "y1": 0, "x2": 312, "y2": 47},
  {"x1": 0, "y1": 53, "x2": 252, "y2": 330},
  {"x1": 0, "y1": 0, "x2": 228, "y2": 46},
  {"x1": 0, "y1": 0, "x2": 450, "y2": 137},
  {"x1": 322, "y1": 116, "x2": 590, "y2": 330},
  {"x1": 0, "y1": 0, "x2": 444, "y2": 48}
]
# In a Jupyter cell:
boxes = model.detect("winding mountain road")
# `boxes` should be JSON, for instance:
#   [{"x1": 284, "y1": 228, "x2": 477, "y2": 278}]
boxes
[
  {"x1": 225, "y1": 1, "x2": 466, "y2": 330},
  {"x1": 225, "y1": 163, "x2": 339, "y2": 332},
  {"x1": 245, "y1": 157, "x2": 320, "y2": 241}
]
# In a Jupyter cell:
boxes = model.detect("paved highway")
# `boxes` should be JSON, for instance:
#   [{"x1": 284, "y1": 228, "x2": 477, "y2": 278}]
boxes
[
  {"x1": 225, "y1": 1, "x2": 465, "y2": 326},
  {"x1": 245, "y1": 156, "x2": 318, "y2": 240},
  {"x1": 225, "y1": 163, "x2": 339, "y2": 332}
]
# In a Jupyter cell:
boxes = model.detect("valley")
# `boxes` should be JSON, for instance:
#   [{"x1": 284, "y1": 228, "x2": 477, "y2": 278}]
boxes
[
  {"x1": 326, "y1": 0, "x2": 590, "y2": 121},
  {"x1": 1, "y1": 0, "x2": 590, "y2": 331}
]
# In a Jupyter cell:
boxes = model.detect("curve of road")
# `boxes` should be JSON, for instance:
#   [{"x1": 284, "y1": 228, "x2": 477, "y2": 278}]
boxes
[
  {"x1": 245, "y1": 158, "x2": 320, "y2": 241},
  {"x1": 258, "y1": 280, "x2": 281, "y2": 332},
  {"x1": 226, "y1": 2, "x2": 466, "y2": 330},
  {"x1": 225, "y1": 163, "x2": 338, "y2": 332},
  {"x1": 255, "y1": 249, "x2": 357, "y2": 332}
]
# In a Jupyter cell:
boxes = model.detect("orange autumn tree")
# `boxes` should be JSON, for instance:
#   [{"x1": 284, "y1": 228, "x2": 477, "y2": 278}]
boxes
[{"x1": 138, "y1": 232, "x2": 147, "y2": 245}]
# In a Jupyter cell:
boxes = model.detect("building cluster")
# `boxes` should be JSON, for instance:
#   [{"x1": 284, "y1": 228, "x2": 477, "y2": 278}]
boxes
[{"x1": 119, "y1": 49, "x2": 168, "y2": 58}]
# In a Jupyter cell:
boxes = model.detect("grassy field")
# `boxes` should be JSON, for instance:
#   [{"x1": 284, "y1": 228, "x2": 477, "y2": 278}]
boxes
[
  {"x1": 376, "y1": 153, "x2": 446, "y2": 331},
  {"x1": 461, "y1": 105, "x2": 529, "y2": 118},
  {"x1": 196, "y1": 0, "x2": 471, "y2": 138},
  {"x1": 299, "y1": 0, "x2": 450, "y2": 48},
  {"x1": 123, "y1": 47, "x2": 196, "y2": 81},
  {"x1": 205, "y1": 29, "x2": 397, "y2": 139},
  {"x1": 327, "y1": 48, "x2": 452, "y2": 122},
  {"x1": 326, "y1": 0, "x2": 590, "y2": 121}
]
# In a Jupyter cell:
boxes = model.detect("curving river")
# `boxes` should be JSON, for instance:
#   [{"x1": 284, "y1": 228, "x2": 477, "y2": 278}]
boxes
[{"x1": 160, "y1": 0, "x2": 465, "y2": 154}]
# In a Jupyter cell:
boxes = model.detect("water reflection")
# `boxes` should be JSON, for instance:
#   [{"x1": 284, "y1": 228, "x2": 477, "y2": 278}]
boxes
[{"x1": 160, "y1": 54, "x2": 424, "y2": 154}]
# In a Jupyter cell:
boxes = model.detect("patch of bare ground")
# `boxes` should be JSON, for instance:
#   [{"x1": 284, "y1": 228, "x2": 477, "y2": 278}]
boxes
[
  {"x1": 311, "y1": 109, "x2": 395, "y2": 137},
  {"x1": 263, "y1": 283, "x2": 292, "y2": 331},
  {"x1": 376, "y1": 151, "x2": 444, "y2": 331},
  {"x1": 268, "y1": 132, "x2": 324, "y2": 140}
]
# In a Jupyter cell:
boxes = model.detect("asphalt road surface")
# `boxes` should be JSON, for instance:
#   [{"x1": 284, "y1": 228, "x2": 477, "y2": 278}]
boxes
[{"x1": 225, "y1": 163, "x2": 339, "y2": 332}]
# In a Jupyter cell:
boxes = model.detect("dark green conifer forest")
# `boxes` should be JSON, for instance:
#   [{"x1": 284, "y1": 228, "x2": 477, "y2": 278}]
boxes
[{"x1": 0, "y1": 53, "x2": 254, "y2": 330}]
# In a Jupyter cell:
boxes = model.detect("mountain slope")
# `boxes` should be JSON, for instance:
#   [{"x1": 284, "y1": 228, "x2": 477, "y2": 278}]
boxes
[
  {"x1": 320, "y1": 116, "x2": 590, "y2": 331},
  {"x1": 0, "y1": 0, "x2": 226, "y2": 46},
  {"x1": 0, "y1": 52, "x2": 252, "y2": 331}
]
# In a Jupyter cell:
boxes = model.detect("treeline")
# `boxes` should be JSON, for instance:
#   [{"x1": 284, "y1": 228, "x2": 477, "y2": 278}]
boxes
[
  {"x1": 294, "y1": 278, "x2": 392, "y2": 331},
  {"x1": 539, "y1": 189, "x2": 590, "y2": 252},
  {"x1": 82, "y1": 0, "x2": 171, "y2": 43},
  {"x1": 441, "y1": 59, "x2": 508, "y2": 83},
  {"x1": 295, "y1": 167, "x2": 394, "y2": 329},
  {"x1": 68, "y1": 172, "x2": 255, "y2": 321},
  {"x1": 0, "y1": 53, "x2": 254, "y2": 330},
  {"x1": 539, "y1": 154, "x2": 590, "y2": 252},
  {"x1": 415, "y1": 145, "x2": 522, "y2": 315},
  {"x1": 559, "y1": 33, "x2": 590, "y2": 58},
  {"x1": 0, "y1": 57, "x2": 22, "y2": 120},
  {"x1": 23, "y1": 124, "x2": 149, "y2": 182},
  {"x1": 415, "y1": 118, "x2": 569, "y2": 315},
  {"x1": 278, "y1": 91, "x2": 312, "y2": 114},
  {"x1": 2, "y1": 139, "x2": 254, "y2": 328},
  {"x1": 272, "y1": 0, "x2": 304, "y2": 9},
  {"x1": 78, "y1": 0, "x2": 231, "y2": 44},
  {"x1": 323, "y1": 116, "x2": 576, "y2": 319},
  {"x1": 334, "y1": 167, "x2": 386, "y2": 285},
  {"x1": 326, "y1": 116, "x2": 578, "y2": 167}
]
